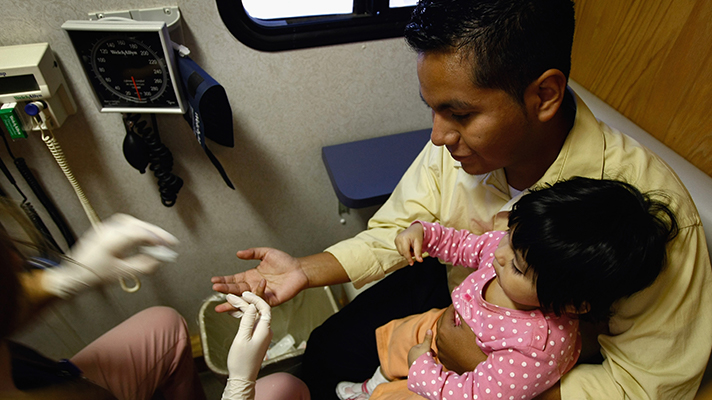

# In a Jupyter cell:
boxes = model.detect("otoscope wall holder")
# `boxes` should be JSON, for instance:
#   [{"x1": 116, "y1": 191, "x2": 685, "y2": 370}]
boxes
[{"x1": 0, "y1": 43, "x2": 77, "y2": 130}]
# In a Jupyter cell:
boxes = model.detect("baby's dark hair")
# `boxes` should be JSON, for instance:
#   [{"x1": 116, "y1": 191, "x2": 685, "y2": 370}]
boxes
[{"x1": 508, "y1": 177, "x2": 678, "y2": 322}]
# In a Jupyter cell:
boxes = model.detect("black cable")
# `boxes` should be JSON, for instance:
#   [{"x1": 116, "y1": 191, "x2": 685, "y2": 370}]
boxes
[
  {"x1": 0, "y1": 151, "x2": 62, "y2": 253},
  {"x1": 123, "y1": 114, "x2": 183, "y2": 207},
  {"x1": 0, "y1": 126, "x2": 77, "y2": 248},
  {"x1": 20, "y1": 202, "x2": 62, "y2": 252}
]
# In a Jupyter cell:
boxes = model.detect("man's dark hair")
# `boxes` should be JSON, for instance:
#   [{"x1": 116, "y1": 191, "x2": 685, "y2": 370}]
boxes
[
  {"x1": 404, "y1": 0, "x2": 576, "y2": 103},
  {"x1": 508, "y1": 177, "x2": 678, "y2": 322}
]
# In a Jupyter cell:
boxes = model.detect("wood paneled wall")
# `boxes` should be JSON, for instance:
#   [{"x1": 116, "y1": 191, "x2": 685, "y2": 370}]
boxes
[{"x1": 571, "y1": 0, "x2": 712, "y2": 178}]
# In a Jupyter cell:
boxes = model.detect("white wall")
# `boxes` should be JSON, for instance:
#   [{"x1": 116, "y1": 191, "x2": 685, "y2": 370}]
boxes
[{"x1": 2, "y1": 0, "x2": 431, "y2": 358}]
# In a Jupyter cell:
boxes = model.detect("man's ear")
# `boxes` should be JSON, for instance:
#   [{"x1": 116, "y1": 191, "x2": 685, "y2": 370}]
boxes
[{"x1": 523, "y1": 69, "x2": 567, "y2": 123}]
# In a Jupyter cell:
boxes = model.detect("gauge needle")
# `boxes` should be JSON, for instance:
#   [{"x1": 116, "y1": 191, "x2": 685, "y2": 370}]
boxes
[{"x1": 131, "y1": 76, "x2": 142, "y2": 101}]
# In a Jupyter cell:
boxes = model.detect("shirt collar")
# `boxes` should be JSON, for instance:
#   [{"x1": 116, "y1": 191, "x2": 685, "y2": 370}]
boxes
[{"x1": 534, "y1": 88, "x2": 606, "y2": 187}]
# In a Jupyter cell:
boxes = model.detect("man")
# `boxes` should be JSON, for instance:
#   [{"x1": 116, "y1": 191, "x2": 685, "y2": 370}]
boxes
[{"x1": 212, "y1": 1, "x2": 712, "y2": 398}]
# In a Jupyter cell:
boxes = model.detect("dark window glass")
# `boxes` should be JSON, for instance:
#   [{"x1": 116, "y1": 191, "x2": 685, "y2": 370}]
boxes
[{"x1": 216, "y1": 0, "x2": 418, "y2": 52}]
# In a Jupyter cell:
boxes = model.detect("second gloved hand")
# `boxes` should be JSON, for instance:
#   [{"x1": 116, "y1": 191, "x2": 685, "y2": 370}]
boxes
[
  {"x1": 42, "y1": 214, "x2": 178, "y2": 298},
  {"x1": 222, "y1": 291, "x2": 272, "y2": 400}
]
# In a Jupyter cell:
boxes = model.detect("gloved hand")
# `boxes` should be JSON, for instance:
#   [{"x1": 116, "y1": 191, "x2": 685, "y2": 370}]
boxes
[
  {"x1": 42, "y1": 214, "x2": 178, "y2": 298},
  {"x1": 221, "y1": 291, "x2": 273, "y2": 400}
]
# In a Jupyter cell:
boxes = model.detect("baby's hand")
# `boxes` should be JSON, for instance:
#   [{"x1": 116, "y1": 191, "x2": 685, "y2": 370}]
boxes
[
  {"x1": 395, "y1": 223, "x2": 425, "y2": 266},
  {"x1": 408, "y1": 329, "x2": 434, "y2": 366}
]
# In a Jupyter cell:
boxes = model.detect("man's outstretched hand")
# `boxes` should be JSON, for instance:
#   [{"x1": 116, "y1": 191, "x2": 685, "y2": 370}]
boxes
[{"x1": 211, "y1": 247, "x2": 309, "y2": 312}]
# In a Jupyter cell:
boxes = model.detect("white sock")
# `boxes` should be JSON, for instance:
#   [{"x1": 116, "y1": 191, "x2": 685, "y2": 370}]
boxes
[
  {"x1": 365, "y1": 367, "x2": 390, "y2": 393},
  {"x1": 335, "y1": 366, "x2": 391, "y2": 400}
]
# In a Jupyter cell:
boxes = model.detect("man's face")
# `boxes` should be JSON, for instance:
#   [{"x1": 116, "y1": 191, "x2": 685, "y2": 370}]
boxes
[{"x1": 417, "y1": 51, "x2": 535, "y2": 176}]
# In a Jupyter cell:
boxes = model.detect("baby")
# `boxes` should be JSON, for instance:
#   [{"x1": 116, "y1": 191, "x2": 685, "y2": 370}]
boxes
[{"x1": 337, "y1": 177, "x2": 678, "y2": 400}]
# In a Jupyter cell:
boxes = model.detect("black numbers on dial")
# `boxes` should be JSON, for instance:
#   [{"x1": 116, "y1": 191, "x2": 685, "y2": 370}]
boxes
[{"x1": 90, "y1": 36, "x2": 168, "y2": 103}]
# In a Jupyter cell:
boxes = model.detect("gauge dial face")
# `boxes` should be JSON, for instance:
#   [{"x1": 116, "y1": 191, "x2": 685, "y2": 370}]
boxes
[
  {"x1": 91, "y1": 36, "x2": 169, "y2": 103},
  {"x1": 65, "y1": 28, "x2": 183, "y2": 112}
]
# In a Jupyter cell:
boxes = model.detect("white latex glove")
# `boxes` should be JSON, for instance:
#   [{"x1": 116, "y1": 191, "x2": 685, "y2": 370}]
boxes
[
  {"x1": 42, "y1": 214, "x2": 178, "y2": 298},
  {"x1": 221, "y1": 292, "x2": 273, "y2": 400}
]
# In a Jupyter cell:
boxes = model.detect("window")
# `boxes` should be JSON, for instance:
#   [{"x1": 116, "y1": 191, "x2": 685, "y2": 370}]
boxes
[{"x1": 216, "y1": 0, "x2": 418, "y2": 52}]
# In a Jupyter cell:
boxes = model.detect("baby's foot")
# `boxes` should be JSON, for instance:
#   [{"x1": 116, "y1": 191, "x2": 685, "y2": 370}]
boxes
[{"x1": 336, "y1": 379, "x2": 371, "y2": 400}]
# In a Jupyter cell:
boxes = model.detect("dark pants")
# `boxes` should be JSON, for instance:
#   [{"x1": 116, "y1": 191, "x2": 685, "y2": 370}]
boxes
[{"x1": 301, "y1": 258, "x2": 451, "y2": 400}]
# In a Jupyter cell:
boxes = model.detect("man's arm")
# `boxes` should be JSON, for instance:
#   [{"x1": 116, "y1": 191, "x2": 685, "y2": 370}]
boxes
[
  {"x1": 214, "y1": 142, "x2": 450, "y2": 305},
  {"x1": 326, "y1": 142, "x2": 449, "y2": 287},
  {"x1": 535, "y1": 383, "x2": 560, "y2": 400},
  {"x1": 212, "y1": 250, "x2": 350, "y2": 311},
  {"x1": 300, "y1": 252, "x2": 351, "y2": 288}
]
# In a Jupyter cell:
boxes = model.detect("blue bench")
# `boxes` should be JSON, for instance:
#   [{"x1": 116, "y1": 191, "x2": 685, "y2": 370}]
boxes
[{"x1": 321, "y1": 128, "x2": 431, "y2": 209}]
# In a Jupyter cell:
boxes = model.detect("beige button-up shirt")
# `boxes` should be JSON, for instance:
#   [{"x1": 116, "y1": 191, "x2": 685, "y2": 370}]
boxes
[{"x1": 326, "y1": 93, "x2": 712, "y2": 399}]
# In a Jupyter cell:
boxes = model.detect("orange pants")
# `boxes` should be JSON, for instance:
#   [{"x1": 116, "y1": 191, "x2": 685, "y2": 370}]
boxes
[{"x1": 371, "y1": 308, "x2": 446, "y2": 400}]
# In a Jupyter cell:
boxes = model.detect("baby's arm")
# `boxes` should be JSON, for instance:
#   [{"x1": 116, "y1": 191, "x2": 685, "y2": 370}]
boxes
[
  {"x1": 395, "y1": 222, "x2": 425, "y2": 266},
  {"x1": 407, "y1": 348, "x2": 560, "y2": 400},
  {"x1": 419, "y1": 222, "x2": 500, "y2": 269}
]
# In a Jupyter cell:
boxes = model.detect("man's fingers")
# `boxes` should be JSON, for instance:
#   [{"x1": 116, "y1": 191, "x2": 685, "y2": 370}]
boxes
[
  {"x1": 422, "y1": 329, "x2": 433, "y2": 345},
  {"x1": 225, "y1": 294, "x2": 249, "y2": 318},
  {"x1": 235, "y1": 249, "x2": 255, "y2": 260},
  {"x1": 242, "y1": 291, "x2": 272, "y2": 322},
  {"x1": 212, "y1": 281, "x2": 251, "y2": 295},
  {"x1": 210, "y1": 275, "x2": 236, "y2": 284},
  {"x1": 215, "y1": 301, "x2": 238, "y2": 313},
  {"x1": 236, "y1": 247, "x2": 270, "y2": 261},
  {"x1": 253, "y1": 279, "x2": 266, "y2": 298},
  {"x1": 226, "y1": 293, "x2": 250, "y2": 309},
  {"x1": 236, "y1": 304, "x2": 258, "y2": 341}
]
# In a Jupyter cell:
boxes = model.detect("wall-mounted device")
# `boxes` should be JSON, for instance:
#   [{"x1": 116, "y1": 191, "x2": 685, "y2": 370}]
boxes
[
  {"x1": 0, "y1": 43, "x2": 77, "y2": 131},
  {"x1": 62, "y1": 14, "x2": 186, "y2": 114},
  {"x1": 60, "y1": 6, "x2": 233, "y2": 210}
]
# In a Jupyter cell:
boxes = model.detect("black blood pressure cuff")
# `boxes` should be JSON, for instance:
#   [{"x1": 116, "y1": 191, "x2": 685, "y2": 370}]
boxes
[{"x1": 178, "y1": 55, "x2": 235, "y2": 189}]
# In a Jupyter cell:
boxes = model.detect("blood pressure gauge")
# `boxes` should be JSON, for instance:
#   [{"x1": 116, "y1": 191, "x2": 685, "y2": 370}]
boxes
[{"x1": 62, "y1": 19, "x2": 186, "y2": 114}]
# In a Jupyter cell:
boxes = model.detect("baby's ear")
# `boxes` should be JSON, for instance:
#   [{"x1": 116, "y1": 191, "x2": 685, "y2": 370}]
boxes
[{"x1": 564, "y1": 302, "x2": 590, "y2": 315}]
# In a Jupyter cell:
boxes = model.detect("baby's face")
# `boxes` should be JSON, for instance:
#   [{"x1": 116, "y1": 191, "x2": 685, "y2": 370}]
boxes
[{"x1": 492, "y1": 233, "x2": 540, "y2": 310}]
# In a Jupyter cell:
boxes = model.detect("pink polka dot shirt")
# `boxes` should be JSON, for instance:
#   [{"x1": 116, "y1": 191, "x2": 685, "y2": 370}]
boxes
[{"x1": 407, "y1": 222, "x2": 581, "y2": 400}]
